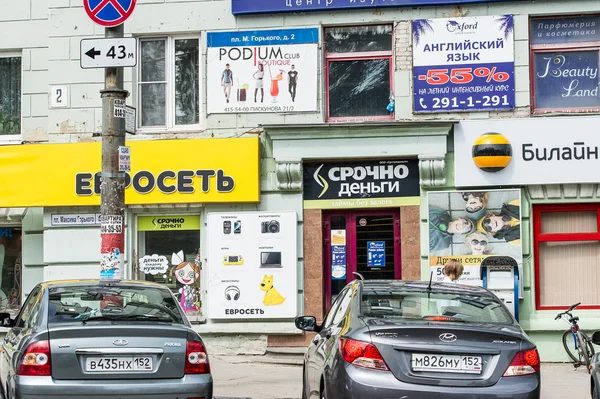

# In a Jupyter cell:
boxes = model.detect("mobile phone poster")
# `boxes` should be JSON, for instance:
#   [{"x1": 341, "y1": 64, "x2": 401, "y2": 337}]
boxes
[{"x1": 206, "y1": 211, "x2": 298, "y2": 319}]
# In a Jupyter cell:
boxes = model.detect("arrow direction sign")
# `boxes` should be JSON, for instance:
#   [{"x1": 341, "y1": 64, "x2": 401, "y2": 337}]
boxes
[{"x1": 80, "y1": 37, "x2": 137, "y2": 69}]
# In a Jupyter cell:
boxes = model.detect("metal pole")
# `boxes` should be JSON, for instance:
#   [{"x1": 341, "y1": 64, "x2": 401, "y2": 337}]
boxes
[{"x1": 100, "y1": 23, "x2": 128, "y2": 280}]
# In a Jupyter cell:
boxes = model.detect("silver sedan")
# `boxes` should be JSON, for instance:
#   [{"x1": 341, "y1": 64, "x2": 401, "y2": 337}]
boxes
[{"x1": 0, "y1": 279, "x2": 212, "y2": 399}]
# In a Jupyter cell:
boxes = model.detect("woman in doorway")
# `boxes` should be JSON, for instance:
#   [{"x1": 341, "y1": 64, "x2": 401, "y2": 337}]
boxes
[{"x1": 253, "y1": 64, "x2": 265, "y2": 103}]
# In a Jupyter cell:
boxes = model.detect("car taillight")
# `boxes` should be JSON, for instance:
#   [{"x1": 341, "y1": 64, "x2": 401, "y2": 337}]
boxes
[
  {"x1": 17, "y1": 340, "x2": 51, "y2": 376},
  {"x1": 340, "y1": 338, "x2": 389, "y2": 371},
  {"x1": 185, "y1": 340, "x2": 210, "y2": 374},
  {"x1": 503, "y1": 349, "x2": 540, "y2": 377}
]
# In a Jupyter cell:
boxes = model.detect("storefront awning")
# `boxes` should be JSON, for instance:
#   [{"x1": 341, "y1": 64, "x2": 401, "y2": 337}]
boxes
[{"x1": 0, "y1": 208, "x2": 26, "y2": 220}]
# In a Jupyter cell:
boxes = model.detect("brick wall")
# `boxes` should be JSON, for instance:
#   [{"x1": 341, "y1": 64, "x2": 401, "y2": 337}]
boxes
[
  {"x1": 268, "y1": 208, "x2": 323, "y2": 347},
  {"x1": 400, "y1": 205, "x2": 421, "y2": 280}
]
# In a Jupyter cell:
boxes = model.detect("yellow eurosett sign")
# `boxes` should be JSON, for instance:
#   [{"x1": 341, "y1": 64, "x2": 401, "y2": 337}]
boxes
[{"x1": 0, "y1": 137, "x2": 260, "y2": 207}]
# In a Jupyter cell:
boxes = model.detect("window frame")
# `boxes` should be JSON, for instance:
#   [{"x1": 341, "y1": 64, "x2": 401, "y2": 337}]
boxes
[
  {"x1": 533, "y1": 203, "x2": 600, "y2": 310},
  {"x1": 136, "y1": 34, "x2": 202, "y2": 133},
  {"x1": 529, "y1": 15, "x2": 600, "y2": 114},
  {"x1": 323, "y1": 24, "x2": 394, "y2": 122},
  {"x1": 0, "y1": 52, "x2": 22, "y2": 145}
]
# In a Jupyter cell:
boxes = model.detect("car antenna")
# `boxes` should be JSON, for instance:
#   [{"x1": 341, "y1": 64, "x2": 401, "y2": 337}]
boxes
[
  {"x1": 427, "y1": 270, "x2": 434, "y2": 298},
  {"x1": 353, "y1": 272, "x2": 365, "y2": 281}
]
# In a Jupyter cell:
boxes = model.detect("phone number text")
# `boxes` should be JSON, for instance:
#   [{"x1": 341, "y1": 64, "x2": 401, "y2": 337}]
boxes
[{"x1": 223, "y1": 105, "x2": 295, "y2": 113}]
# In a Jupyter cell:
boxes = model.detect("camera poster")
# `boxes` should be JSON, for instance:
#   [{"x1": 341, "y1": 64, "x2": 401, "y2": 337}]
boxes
[
  {"x1": 427, "y1": 189, "x2": 522, "y2": 292},
  {"x1": 206, "y1": 211, "x2": 298, "y2": 319}
]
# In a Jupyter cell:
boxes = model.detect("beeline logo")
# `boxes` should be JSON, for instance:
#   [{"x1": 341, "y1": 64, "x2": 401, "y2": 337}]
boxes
[
  {"x1": 313, "y1": 164, "x2": 329, "y2": 198},
  {"x1": 446, "y1": 20, "x2": 478, "y2": 33}
]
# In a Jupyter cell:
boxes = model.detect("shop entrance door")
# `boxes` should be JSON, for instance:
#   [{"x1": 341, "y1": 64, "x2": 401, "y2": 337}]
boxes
[{"x1": 323, "y1": 210, "x2": 401, "y2": 311}]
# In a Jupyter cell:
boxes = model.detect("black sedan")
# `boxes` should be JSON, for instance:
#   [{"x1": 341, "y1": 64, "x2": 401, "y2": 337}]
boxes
[{"x1": 295, "y1": 279, "x2": 540, "y2": 399}]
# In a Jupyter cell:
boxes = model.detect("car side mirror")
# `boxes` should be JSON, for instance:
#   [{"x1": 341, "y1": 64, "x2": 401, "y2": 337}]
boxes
[
  {"x1": 0, "y1": 312, "x2": 14, "y2": 327},
  {"x1": 295, "y1": 316, "x2": 320, "y2": 332},
  {"x1": 592, "y1": 331, "x2": 600, "y2": 346}
]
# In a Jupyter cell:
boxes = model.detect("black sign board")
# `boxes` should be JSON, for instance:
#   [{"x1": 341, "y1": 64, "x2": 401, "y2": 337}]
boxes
[{"x1": 303, "y1": 159, "x2": 420, "y2": 201}]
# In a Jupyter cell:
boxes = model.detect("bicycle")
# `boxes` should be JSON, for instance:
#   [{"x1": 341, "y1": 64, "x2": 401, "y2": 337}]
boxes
[{"x1": 555, "y1": 302, "x2": 595, "y2": 373}]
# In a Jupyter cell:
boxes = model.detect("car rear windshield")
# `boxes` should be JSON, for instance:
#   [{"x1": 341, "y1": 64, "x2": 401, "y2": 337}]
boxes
[
  {"x1": 361, "y1": 288, "x2": 514, "y2": 325},
  {"x1": 48, "y1": 284, "x2": 185, "y2": 325}
]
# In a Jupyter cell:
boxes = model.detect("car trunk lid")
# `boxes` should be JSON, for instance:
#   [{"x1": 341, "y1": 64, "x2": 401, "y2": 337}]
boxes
[
  {"x1": 49, "y1": 323, "x2": 188, "y2": 380},
  {"x1": 365, "y1": 321, "x2": 524, "y2": 387}
]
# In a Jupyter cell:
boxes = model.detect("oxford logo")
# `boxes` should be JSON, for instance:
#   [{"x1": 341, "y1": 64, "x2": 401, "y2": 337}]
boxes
[
  {"x1": 112, "y1": 339, "x2": 129, "y2": 346},
  {"x1": 439, "y1": 333, "x2": 457, "y2": 343}
]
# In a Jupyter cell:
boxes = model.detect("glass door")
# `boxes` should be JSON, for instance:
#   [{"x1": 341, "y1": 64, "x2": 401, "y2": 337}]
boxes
[{"x1": 323, "y1": 210, "x2": 401, "y2": 311}]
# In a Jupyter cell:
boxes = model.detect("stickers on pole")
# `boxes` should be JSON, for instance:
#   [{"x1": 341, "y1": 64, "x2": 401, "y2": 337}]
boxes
[
  {"x1": 118, "y1": 146, "x2": 130, "y2": 172},
  {"x1": 114, "y1": 99, "x2": 126, "y2": 118},
  {"x1": 101, "y1": 215, "x2": 123, "y2": 234}
]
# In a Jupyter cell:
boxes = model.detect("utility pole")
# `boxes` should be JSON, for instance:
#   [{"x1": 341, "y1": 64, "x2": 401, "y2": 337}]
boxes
[{"x1": 99, "y1": 23, "x2": 128, "y2": 280}]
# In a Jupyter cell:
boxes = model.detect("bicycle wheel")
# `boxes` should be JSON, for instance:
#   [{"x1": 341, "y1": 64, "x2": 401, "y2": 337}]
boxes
[
  {"x1": 577, "y1": 332, "x2": 591, "y2": 373},
  {"x1": 580, "y1": 332, "x2": 595, "y2": 373},
  {"x1": 562, "y1": 330, "x2": 580, "y2": 363},
  {"x1": 582, "y1": 332, "x2": 597, "y2": 357}
]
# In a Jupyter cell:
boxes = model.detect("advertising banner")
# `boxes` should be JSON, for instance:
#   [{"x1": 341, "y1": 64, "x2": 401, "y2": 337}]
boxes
[
  {"x1": 331, "y1": 229, "x2": 347, "y2": 280},
  {"x1": 0, "y1": 137, "x2": 260, "y2": 207},
  {"x1": 427, "y1": 189, "x2": 522, "y2": 295},
  {"x1": 303, "y1": 159, "x2": 420, "y2": 209},
  {"x1": 412, "y1": 15, "x2": 515, "y2": 113},
  {"x1": 531, "y1": 16, "x2": 600, "y2": 112},
  {"x1": 137, "y1": 215, "x2": 201, "y2": 231},
  {"x1": 531, "y1": 15, "x2": 600, "y2": 45},
  {"x1": 231, "y1": 0, "x2": 523, "y2": 15},
  {"x1": 454, "y1": 117, "x2": 600, "y2": 187},
  {"x1": 206, "y1": 28, "x2": 318, "y2": 114},
  {"x1": 207, "y1": 211, "x2": 298, "y2": 319}
]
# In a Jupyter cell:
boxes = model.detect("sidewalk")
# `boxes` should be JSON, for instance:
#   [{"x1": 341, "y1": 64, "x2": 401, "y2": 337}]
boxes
[{"x1": 211, "y1": 355, "x2": 590, "y2": 399}]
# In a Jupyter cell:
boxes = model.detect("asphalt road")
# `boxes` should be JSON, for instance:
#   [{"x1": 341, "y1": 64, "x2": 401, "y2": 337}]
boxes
[{"x1": 211, "y1": 355, "x2": 590, "y2": 399}]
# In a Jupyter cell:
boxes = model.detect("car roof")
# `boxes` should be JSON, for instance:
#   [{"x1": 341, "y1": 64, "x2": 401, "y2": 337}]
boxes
[
  {"x1": 39, "y1": 279, "x2": 166, "y2": 290},
  {"x1": 358, "y1": 279, "x2": 495, "y2": 296}
]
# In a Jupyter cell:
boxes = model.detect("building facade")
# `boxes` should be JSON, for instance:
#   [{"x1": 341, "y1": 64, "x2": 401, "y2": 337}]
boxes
[{"x1": 0, "y1": 0, "x2": 599, "y2": 359}]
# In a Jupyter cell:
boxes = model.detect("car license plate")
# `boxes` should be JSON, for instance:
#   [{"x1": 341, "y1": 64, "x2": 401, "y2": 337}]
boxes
[
  {"x1": 411, "y1": 353, "x2": 482, "y2": 374},
  {"x1": 85, "y1": 356, "x2": 153, "y2": 372}
]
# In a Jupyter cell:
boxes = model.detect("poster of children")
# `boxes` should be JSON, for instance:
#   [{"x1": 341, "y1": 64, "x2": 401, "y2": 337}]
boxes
[
  {"x1": 427, "y1": 189, "x2": 522, "y2": 290},
  {"x1": 206, "y1": 27, "x2": 318, "y2": 114}
]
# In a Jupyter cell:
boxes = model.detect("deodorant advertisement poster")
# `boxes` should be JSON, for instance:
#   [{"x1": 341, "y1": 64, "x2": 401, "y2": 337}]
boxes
[
  {"x1": 206, "y1": 27, "x2": 319, "y2": 114},
  {"x1": 206, "y1": 211, "x2": 298, "y2": 319},
  {"x1": 427, "y1": 189, "x2": 523, "y2": 297}
]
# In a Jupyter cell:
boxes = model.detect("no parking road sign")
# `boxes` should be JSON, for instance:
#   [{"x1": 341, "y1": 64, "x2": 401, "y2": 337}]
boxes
[{"x1": 84, "y1": 0, "x2": 136, "y2": 27}]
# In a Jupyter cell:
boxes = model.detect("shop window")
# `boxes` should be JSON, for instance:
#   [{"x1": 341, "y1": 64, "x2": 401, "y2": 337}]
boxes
[
  {"x1": 324, "y1": 25, "x2": 393, "y2": 121},
  {"x1": 534, "y1": 204, "x2": 600, "y2": 309},
  {"x1": 0, "y1": 54, "x2": 21, "y2": 137},
  {"x1": 137, "y1": 36, "x2": 200, "y2": 129},
  {"x1": 135, "y1": 215, "x2": 202, "y2": 319},
  {"x1": 530, "y1": 15, "x2": 600, "y2": 113},
  {"x1": 0, "y1": 227, "x2": 22, "y2": 310}
]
